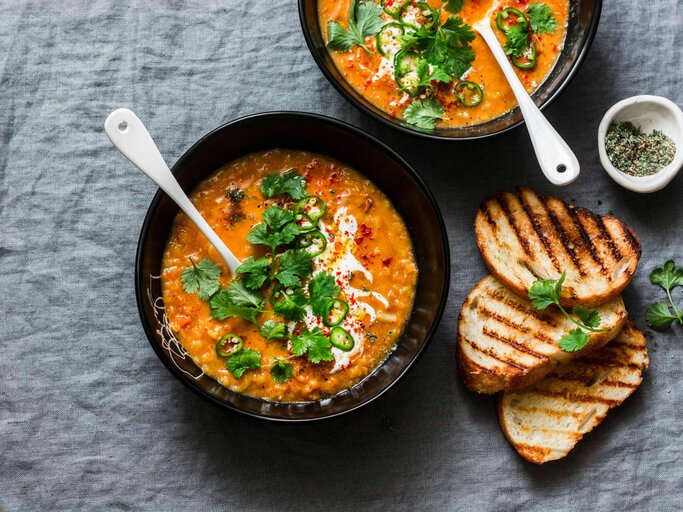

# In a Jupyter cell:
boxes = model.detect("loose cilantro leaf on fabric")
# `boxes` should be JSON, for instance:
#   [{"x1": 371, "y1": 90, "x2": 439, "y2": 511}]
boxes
[
  {"x1": 226, "y1": 348, "x2": 262, "y2": 379},
  {"x1": 503, "y1": 23, "x2": 529, "y2": 57},
  {"x1": 270, "y1": 360, "x2": 294, "y2": 383},
  {"x1": 527, "y1": 3, "x2": 557, "y2": 34},
  {"x1": 444, "y1": 0, "x2": 463, "y2": 14},
  {"x1": 327, "y1": 0, "x2": 384, "y2": 54},
  {"x1": 209, "y1": 285, "x2": 263, "y2": 324},
  {"x1": 559, "y1": 328, "x2": 590, "y2": 352},
  {"x1": 646, "y1": 260, "x2": 683, "y2": 331},
  {"x1": 275, "y1": 250, "x2": 313, "y2": 287},
  {"x1": 308, "y1": 272, "x2": 341, "y2": 316},
  {"x1": 236, "y1": 257, "x2": 271, "y2": 290},
  {"x1": 403, "y1": 98, "x2": 446, "y2": 130},
  {"x1": 646, "y1": 302, "x2": 679, "y2": 331},
  {"x1": 272, "y1": 287, "x2": 309, "y2": 321},
  {"x1": 573, "y1": 306, "x2": 601, "y2": 330},
  {"x1": 260, "y1": 320, "x2": 288, "y2": 341},
  {"x1": 181, "y1": 258, "x2": 221, "y2": 301},
  {"x1": 260, "y1": 169, "x2": 307, "y2": 200},
  {"x1": 291, "y1": 327, "x2": 334, "y2": 364}
]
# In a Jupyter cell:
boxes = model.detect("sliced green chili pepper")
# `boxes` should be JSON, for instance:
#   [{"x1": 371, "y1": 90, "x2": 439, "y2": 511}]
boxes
[
  {"x1": 377, "y1": 22, "x2": 405, "y2": 58},
  {"x1": 381, "y1": 0, "x2": 407, "y2": 18},
  {"x1": 215, "y1": 334, "x2": 244, "y2": 358},
  {"x1": 294, "y1": 196, "x2": 326, "y2": 223},
  {"x1": 323, "y1": 299, "x2": 349, "y2": 327},
  {"x1": 496, "y1": 7, "x2": 528, "y2": 33},
  {"x1": 294, "y1": 212, "x2": 316, "y2": 232},
  {"x1": 296, "y1": 230, "x2": 328, "y2": 257},
  {"x1": 399, "y1": 2, "x2": 439, "y2": 30},
  {"x1": 394, "y1": 50, "x2": 423, "y2": 96},
  {"x1": 330, "y1": 326, "x2": 355, "y2": 352},
  {"x1": 511, "y1": 42, "x2": 537, "y2": 69},
  {"x1": 454, "y1": 81, "x2": 483, "y2": 107}
]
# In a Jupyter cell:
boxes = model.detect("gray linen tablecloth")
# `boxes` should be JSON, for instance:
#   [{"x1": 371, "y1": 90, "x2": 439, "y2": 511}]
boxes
[{"x1": 1, "y1": 1, "x2": 682, "y2": 510}]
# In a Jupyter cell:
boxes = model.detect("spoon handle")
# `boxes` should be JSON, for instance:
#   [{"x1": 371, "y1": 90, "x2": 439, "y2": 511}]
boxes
[
  {"x1": 104, "y1": 108, "x2": 241, "y2": 276},
  {"x1": 475, "y1": 22, "x2": 580, "y2": 186}
]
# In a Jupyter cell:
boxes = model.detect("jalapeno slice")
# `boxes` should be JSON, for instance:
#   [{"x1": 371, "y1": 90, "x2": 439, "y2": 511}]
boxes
[
  {"x1": 399, "y1": 2, "x2": 439, "y2": 30},
  {"x1": 377, "y1": 22, "x2": 404, "y2": 58},
  {"x1": 294, "y1": 196, "x2": 326, "y2": 223},
  {"x1": 323, "y1": 299, "x2": 349, "y2": 327},
  {"x1": 454, "y1": 81, "x2": 483, "y2": 107},
  {"x1": 496, "y1": 7, "x2": 528, "y2": 33},
  {"x1": 296, "y1": 230, "x2": 328, "y2": 257},
  {"x1": 294, "y1": 212, "x2": 316, "y2": 232},
  {"x1": 381, "y1": 0, "x2": 407, "y2": 17},
  {"x1": 394, "y1": 50, "x2": 423, "y2": 96},
  {"x1": 511, "y1": 42, "x2": 537, "y2": 69},
  {"x1": 215, "y1": 334, "x2": 244, "y2": 358},
  {"x1": 330, "y1": 326, "x2": 355, "y2": 352}
]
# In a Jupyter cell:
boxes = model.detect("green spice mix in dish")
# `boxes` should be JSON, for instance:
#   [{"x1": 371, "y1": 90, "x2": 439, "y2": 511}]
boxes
[{"x1": 605, "y1": 121, "x2": 677, "y2": 177}]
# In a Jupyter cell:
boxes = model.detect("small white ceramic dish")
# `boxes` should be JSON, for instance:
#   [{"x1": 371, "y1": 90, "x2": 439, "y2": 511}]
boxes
[{"x1": 598, "y1": 95, "x2": 683, "y2": 193}]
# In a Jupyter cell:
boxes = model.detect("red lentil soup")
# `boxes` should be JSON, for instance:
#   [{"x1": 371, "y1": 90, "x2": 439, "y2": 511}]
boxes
[
  {"x1": 318, "y1": 0, "x2": 569, "y2": 129},
  {"x1": 161, "y1": 150, "x2": 418, "y2": 402}
]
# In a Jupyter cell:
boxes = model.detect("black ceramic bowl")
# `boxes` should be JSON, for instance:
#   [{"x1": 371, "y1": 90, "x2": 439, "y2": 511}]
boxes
[
  {"x1": 135, "y1": 112, "x2": 449, "y2": 422},
  {"x1": 299, "y1": 0, "x2": 602, "y2": 140}
]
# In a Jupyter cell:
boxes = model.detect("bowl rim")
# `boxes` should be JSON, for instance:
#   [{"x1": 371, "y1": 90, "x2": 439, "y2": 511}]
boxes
[
  {"x1": 298, "y1": 0, "x2": 603, "y2": 141},
  {"x1": 597, "y1": 95, "x2": 683, "y2": 193},
  {"x1": 134, "y1": 110, "x2": 451, "y2": 422}
]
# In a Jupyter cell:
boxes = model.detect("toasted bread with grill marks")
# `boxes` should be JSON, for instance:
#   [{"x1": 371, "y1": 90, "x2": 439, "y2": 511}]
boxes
[
  {"x1": 498, "y1": 322, "x2": 648, "y2": 464},
  {"x1": 456, "y1": 276, "x2": 627, "y2": 394},
  {"x1": 475, "y1": 188, "x2": 641, "y2": 308}
]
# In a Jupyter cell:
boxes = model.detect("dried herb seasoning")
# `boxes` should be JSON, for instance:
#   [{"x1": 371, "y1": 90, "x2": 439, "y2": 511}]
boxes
[{"x1": 605, "y1": 121, "x2": 676, "y2": 177}]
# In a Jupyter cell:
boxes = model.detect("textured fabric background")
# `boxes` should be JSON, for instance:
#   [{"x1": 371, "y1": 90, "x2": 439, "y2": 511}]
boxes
[{"x1": 1, "y1": 0, "x2": 682, "y2": 510}]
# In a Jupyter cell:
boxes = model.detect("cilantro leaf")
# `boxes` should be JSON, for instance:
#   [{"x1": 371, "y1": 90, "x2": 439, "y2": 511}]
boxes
[
  {"x1": 650, "y1": 260, "x2": 683, "y2": 292},
  {"x1": 327, "y1": 0, "x2": 384, "y2": 54},
  {"x1": 444, "y1": 0, "x2": 463, "y2": 14},
  {"x1": 260, "y1": 320, "x2": 288, "y2": 341},
  {"x1": 247, "y1": 219, "x2": 300, "y2": 254},
  {"x1": 275, "y1": 250, "x2": 313, "y2": 287},
  {"x1": 646, "y1": 302, "x2": 678, "y2": 331},
  {"x1": 272, "y1": 287, "x2": 309, "y2": 321},
  {"x1": 263, "y1": 205, "x2": 294, "y2": 231},
  {"x1": 559, "y1": 328, "x2": 590, "y2": 352},
  {"x1": 415, "y1": 60, "x2": 452, "y2": 88},
  {"x1": 209, "y1": 284, "x2": 263, "y2": 324},
  {"x1": 236, "y1": 257, "x2": 271, "y2": 290},
  {"x1": 528, "y1": 272, "x2": 565, "y2": 310},
  {"x1": 503, "y1": 23, "x2": 529, "y2": 57},
  {"x1": 573, "y1": 306, "x2": 601, "y2": 330},
  {"x1": 260, "y1": 169, "x2": 307, "y2": 200},
  {"x1": 225, "y1": 280, "x2": 265, "y2": 309},
  {"x1": 291, "y1": 327, "x2": 334, "y2": 364},
  {"x1": 181, "y1": 258, "x2": 221, "y2": 301},
  {"x1": 403, "y1": 98, "x2": 445, "y2": 130},
  {"x1": 308, "y1": 272, "x2": 341, "y2": 316},
  {"x1": 226, "y1": 348, "x2": 262, "y2": 379},
  {"x1": 527, "y1": 3, "x2": 557, "y2": 35},
  {"x1": 270, "y1": 360, "x2": 294, "y2": 383}
]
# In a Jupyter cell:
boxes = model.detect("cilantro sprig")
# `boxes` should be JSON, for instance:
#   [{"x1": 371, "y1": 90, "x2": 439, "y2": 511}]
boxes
[
  {"x1": 645, "y1": 260, "x2": 683, "y2": 331},
  {"x1": 444, "y1": 0, "x2": 463, "y2": 14},
  {"x1": 527, "y1": 3, "x2": 558, "y2": 35},
  {"x1": 181, "y1": 258, "x2": 221, "y2": 300},
  {"x1": 403, "y1": 98, "x2": 446, "y2": 130},
  {"x1": 260, "y1": 169, "x2": 307, "y2": 200},
  {"x1": 327, "y1": 0, "x2": 384, "y2": 54},
  {"x1": 528, "y1": 272, "x2": 610, "y2": 352}
]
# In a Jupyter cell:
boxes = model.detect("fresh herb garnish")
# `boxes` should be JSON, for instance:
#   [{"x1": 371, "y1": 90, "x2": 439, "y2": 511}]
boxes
[
  {"x1": 247, "y1": 205, "x2": 301, "y2": 256},
  {"x1": 275, "y1": 249, "x2": 314, "y2": 287},
  {"x1": 327, "y1": 0, "x2": 384, "y2": 54},
  {"x1": 528, "y1": 272, "x2": 610, "y2": 352},
  {"x1": 181, "y1": 258, "x2": 221, "y2": 300},
  {"x1": 527, "y1": 3, "x2": 558, "y2": 34},
  {"x1": 645, "y1": 260, "x2": 683, "y2": 331},
  {"x1": 236, "y1": 256, "x2": 271, "y2": 290},
  {"x1": 260, "y1": 320, "x2": 288, "y2": 341},
  {"x1": 308, "y1": 272, "x2": 341, "y2": 316},
  {"x1": 444, "y1": 0, "x2": 464, "y2": 14},
  {"x1": 503, "y1": 24, "x2": 529, "y2": 57},
  {"x1": 209, "y1": 283, "x2": 264, "y2": 324},
  {"x1": 271, "y1": 287, "x2": 309, "y2": 321},
  {"x1": 270, "y1": 360, "x2": 294, "y2": 383},
  {"x1": 226, "y1": 348, "x2": 262, "y2": 379},
  {"x1": 260, "y1": 169, "x2": 307, "y2": 200},
  {"x1": 403, "y1": 98, "x2": 446, "y2": 130},
  {"x1": 291, "y1": 327, "x2": 335, "y2": 364}
]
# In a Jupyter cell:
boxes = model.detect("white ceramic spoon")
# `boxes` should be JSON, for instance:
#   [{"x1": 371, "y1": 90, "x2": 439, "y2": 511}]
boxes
[
  {"x1": 104, "y1": 108, "x2": 241, "y2": 276},
  {"x1": 473, "y1": 19, "x2": 580, "y2": 186}
]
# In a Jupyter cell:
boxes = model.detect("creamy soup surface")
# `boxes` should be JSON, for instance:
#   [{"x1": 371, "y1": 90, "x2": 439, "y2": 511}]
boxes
[{"x1": 161, "y1": 150, "x2": 418, "y2": 402}]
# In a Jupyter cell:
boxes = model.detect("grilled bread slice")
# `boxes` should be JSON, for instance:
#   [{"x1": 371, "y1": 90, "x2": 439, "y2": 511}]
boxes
[
  {"x1": 498, "y1": 322, "x2": 649, "y2": 464},
  {"x1": 475, "y1": 188, "x2": 641, "y2": 308},
  {"x1": 457, "y1": 276, "x2": 627, "y2": 394}
]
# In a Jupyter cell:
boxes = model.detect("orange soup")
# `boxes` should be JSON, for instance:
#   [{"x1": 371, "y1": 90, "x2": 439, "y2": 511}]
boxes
[
  {"x1": 161, "y1": 150, "x2": 418, "y2": 402},
  {"x1": 318, "y1": 0, "x2": 569, "y2": 129}
]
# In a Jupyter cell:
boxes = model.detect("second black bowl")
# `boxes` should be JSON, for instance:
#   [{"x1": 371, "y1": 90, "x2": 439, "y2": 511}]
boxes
[{"x1": 135, "y1": 112, "x2": 450, "y2": 421}]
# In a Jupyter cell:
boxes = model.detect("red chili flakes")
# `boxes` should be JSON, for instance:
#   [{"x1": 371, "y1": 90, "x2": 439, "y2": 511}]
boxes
[
  {"x1": 382, "y1": 257, "x2": 393, "y2": 267},
  {"x1": 354, "y1": 223, "x2": 373, "y2": 245}
]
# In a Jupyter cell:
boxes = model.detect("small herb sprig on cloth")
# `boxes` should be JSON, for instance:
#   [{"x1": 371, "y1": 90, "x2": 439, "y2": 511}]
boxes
[
  {"x1": 645, "y1": 260, "x2": 683, "y2": 331},
  {"x1": 529, "y1": 272, "x2": 610, "y2": 352}
]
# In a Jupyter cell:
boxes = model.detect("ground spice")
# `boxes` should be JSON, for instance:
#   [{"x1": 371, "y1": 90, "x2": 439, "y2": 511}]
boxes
[{"x1": 605, "y1": 121, "x2": 676, "y2": 177}]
